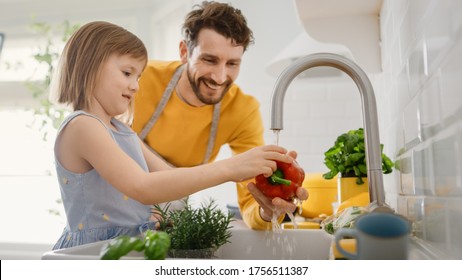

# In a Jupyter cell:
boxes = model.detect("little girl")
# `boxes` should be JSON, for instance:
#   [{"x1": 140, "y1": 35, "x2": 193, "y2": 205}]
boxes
[{"x1": 51, "y1": 21, "x2": 293, "y2": 249}]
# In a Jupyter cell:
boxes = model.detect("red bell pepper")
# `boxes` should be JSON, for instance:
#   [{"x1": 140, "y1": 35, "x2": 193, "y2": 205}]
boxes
[{"x1": 255, "y1": 160, "x2": 305, "y2": 201}]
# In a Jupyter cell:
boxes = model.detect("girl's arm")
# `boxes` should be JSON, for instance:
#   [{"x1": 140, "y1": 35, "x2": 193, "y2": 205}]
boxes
[
  {"x1": 57, "y1": 116, "x2": 293, "y2": 205},
  {"x1": 140, "y1": 139, "x2": 173, "y2": 172}
]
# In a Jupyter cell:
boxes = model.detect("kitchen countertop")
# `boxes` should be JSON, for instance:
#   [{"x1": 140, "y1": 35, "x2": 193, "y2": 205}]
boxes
[{"x1": 41, "y1": 219, "x2": 445, "y2": 260}]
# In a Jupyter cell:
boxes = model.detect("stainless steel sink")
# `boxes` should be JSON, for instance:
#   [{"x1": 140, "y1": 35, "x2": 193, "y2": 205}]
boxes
[
  {"x1": 41, "y1": 220, "x2": 332, "y2": 260},
  {"x1": 216, "y1": 220, "x2": 332, "y2": 259}
]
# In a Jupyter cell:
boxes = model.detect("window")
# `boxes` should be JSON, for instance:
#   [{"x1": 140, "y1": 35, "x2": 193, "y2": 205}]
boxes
[
  {"x1": 0, "y1": 35, "x2": 66, "y2": 247},
  {"x1": 0, "y1": 37, "x2": 51, "y2": 82},
  {"x1": 0, "y1": 33, "x2": 4, "y2": 57},
  {"x1": 0, "y1": 110, "x2": 65, "y2": 246}
]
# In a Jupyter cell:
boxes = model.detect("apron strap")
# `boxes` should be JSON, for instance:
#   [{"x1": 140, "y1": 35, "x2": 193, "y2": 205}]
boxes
[
  {"x1": 138, "y1": 63, "x2": 220, "y2": 165},
  {"x1": 138, "y1": 64, "x2": 185, "y2": 140},
  {"x1": 204, "y1": 103, "x2": 220, "y2": 164}
]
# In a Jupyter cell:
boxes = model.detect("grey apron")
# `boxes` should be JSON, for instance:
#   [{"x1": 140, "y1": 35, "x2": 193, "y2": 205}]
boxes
[
  {"x1": 138, "y1": 64, "x2": 221, "y2": 211},
  {"x1": 138, "y1": 64, "x2": 221, "y2": 166}
]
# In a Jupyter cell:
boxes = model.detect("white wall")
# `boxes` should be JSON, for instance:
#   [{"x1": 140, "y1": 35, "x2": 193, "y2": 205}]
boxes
[{"x1": 378, "y1": 0, "x2": 462, "y2": 259}]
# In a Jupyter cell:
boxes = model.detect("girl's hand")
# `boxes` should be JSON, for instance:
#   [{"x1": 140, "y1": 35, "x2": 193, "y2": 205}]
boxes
[{"x1": 227, "y1": 145, "x2": 293, "y2": 183}]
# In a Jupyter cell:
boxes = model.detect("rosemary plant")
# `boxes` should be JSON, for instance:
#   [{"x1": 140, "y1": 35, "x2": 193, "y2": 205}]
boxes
[{"x1": 154, "y1": 198, "x2": 234, "y2": 251}]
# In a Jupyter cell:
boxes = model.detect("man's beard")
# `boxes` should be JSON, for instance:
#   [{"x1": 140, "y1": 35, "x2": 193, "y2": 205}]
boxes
[{"x1": 186, "y1": 65, "x2": 232, "y2": 105}]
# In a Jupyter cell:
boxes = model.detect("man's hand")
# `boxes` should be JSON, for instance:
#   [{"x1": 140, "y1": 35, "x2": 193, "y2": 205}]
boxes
[
  {"x1": 248, "y1": 150, "x2": 308, "y2": 222},
  {"x1": 248, "y1": 182, "x2": 308, "y2": 222}
]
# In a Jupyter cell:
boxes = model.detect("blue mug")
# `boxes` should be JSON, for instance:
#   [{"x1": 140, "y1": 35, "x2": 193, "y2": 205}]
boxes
[{"x1": 334, "y1": 212, "x2": 411, "y2": 260}]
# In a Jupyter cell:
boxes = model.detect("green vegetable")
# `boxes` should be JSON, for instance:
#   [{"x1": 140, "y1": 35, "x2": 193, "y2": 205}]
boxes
[
  {"x1": 321, "y1": 206, "x2": 369, "y2": 235},
  {"x1": 143, "y1": 230, "x2": 171, "y2": 260},
  {"x1": 100, "y1": 236, "x2": 145, "y2": 260},
  {"x1": 325, "y1": 223, "x2": 334, "y2": 234},
  {"x1": 100, "y1": 230, "x2": 170, "y2": 260},
  {"x1": 322, "y1": 128, "x2": 394, "y2": 185}
]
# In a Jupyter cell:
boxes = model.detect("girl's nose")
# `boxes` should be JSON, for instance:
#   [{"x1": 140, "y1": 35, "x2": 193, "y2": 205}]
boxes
[{"x1": 130, "y1": 79, "x2": 140, "y2": 92}]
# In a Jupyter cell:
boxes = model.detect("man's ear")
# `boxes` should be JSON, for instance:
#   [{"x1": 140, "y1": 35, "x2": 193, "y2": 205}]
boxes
[{"x1": 179, "y1": 40, "x2": 188, "y2": 63}]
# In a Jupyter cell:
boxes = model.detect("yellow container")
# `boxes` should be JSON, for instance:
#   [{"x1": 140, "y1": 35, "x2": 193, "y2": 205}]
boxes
[
  {"x1": 300, "y1": 173, "x2": 338, "y2": 218},
  {"x1": 338, "y1": 177, "x2": 369, "y2": 202},
  {"x1": 337, "y1": 192, "x2": 370, "y2": 213},
  {"x1": 281, "y1": 221, "x2": 321, "y2": 229},
  {"x1": 331, "y1": 239, "x2": 357, "y2": 259}
]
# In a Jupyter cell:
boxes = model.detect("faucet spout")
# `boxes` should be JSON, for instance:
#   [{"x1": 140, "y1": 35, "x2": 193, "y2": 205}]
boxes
[{"x1": 270, "y1": 53, "x2": 391, "y2": 212}]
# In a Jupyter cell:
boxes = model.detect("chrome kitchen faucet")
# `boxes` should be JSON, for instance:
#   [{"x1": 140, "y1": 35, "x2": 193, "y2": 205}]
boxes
[{"x1": 270, "y1": 53, "x2": 393, "y2": 213}]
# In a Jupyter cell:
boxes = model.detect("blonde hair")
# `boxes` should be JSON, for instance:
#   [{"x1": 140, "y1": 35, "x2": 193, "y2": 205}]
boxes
[{"x1": 52, "y1": 21, "x2": 147, "y2": 118}]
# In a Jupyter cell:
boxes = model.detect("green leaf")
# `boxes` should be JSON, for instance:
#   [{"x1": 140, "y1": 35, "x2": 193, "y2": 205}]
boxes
[
  {"x1": 337, "y1": 164, "x2": 345, "y2": 174},
  {"x1": 100, "y1": 236, "x2": 146, "y2": 260},
  {"x1": 22, "y1": 19, "x2": 80, "y2": 141},
  {"x1": 322, "y1": 170, "x2": 338, "y2": 180},
  {"x1": 144, "y1": 231, "x2": 171, "y2": 260},
  {"x1": 322, "y1": 128, "x2": 394, "y2": 185},
  {"x1": 358, "y1": 163, "x2": 367, "y2": 174}
]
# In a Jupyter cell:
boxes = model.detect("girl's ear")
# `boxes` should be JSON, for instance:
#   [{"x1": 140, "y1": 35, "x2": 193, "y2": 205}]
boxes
[{"x1": 179, "y1": 40, "x2": 188, "y2": 63}]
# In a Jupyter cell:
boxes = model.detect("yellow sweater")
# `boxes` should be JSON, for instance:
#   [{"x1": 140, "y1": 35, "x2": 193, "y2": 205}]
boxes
[{"x1": 132, "y1": 60, "x2": 276, "y2": 229}]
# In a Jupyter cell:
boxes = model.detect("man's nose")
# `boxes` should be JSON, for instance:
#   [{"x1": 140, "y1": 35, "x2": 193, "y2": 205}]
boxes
[{"x1": 210, "y1": 64, "x2": 227, "y2": 84}]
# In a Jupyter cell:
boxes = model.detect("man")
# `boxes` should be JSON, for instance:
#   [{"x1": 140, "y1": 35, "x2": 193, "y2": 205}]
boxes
[{"x1": 132, "y1": 1, "x2": 307, "y2": 229}]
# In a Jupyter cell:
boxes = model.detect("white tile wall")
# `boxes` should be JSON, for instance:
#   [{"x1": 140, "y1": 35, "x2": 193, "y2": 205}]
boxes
[
  {"x1": 250, "y1": 0, "x2": 462, "y2": 259},
  {"x1": 381, "y1": 0, "x2": 462, "y2": 259},
  {"x1": 273, "y1": 77, "x2": 364, "y2": 173}
]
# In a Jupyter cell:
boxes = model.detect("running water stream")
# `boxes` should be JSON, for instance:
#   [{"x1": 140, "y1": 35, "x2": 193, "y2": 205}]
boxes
[{"x1": 270, "y1": 129, "x2": 300, "y2": 234}]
